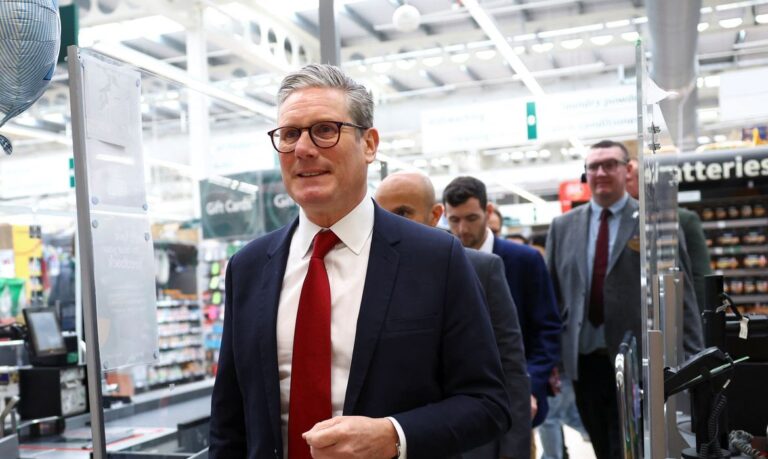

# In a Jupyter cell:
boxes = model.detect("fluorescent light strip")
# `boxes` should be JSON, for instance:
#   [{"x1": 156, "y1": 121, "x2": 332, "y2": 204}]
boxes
[
  {"x1": 0, "y1": 124, "x2": 71, "y2": 145},
  {"x1": 495, "y1": 182, "x2": 547, "y2": 205},
  {"x1": 538, "y1": 23, "x2": 604, "y2": 38},
  {"x1": 462, "y1": 0, "x2": 544, "y2": 96},
  {"x1": 92, "y1": 42, "x2": 276, "y2": 121}
]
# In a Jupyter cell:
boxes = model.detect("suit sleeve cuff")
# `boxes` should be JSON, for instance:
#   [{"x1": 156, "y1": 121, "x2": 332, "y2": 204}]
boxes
[{"x1": 387, "y1": 417, "x2": 407, "y2": 459}]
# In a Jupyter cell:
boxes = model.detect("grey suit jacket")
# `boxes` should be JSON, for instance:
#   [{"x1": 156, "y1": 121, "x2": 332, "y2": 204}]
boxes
[
  {"x1": 545, "y1": 198, "x2": 704, "y2": 380},
  {"x1": 463, "y1": 249, "x2": 531, "y2": 459}
]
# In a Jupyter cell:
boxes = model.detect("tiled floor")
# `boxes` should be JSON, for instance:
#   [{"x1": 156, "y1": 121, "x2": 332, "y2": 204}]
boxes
[{"x1": 534, "y1": 425, "x2": 597, "y2": 459}]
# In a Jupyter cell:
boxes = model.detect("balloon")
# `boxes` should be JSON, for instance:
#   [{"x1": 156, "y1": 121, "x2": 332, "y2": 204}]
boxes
[{"x1": 0, "y1": 0, "x2": 61, "y2": 155}]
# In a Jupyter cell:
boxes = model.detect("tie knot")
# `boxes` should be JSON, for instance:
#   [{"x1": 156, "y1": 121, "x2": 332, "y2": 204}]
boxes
[
  {"x1": 311, "y1": 230, "x2": 340, "y2": 259},
  {"x1": 600, "y1": 208, "x2": 612, "y2": 221}
]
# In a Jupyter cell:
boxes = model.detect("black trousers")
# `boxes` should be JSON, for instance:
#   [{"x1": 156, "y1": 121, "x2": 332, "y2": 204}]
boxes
[{"x1": 573, "y1": 352, "x2": 622, "y2": 459}]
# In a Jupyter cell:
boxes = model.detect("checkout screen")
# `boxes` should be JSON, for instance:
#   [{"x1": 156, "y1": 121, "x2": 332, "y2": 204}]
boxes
[{"x1": 29, "y1": 311, "x2": 66, "y2": 354}]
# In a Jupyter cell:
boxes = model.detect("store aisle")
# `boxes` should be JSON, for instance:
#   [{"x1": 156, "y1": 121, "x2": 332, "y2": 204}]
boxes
[{"x1": 534, "y1": 425, "x2": 597, "y2": 459}]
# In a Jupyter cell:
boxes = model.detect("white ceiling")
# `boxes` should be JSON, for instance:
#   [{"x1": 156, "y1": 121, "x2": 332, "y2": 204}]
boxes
[{"x1": 2, "y1": 0, "x2": 768, "y2": 220}]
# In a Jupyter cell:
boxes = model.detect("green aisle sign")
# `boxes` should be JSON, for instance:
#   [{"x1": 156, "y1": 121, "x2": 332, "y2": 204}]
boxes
[{"x1": 526, "y1": 101, "x2": 538, "y2": 140}]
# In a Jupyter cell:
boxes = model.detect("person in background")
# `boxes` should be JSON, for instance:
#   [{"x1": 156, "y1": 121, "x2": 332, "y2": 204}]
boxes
[
  {"x1": 625, "y1": 158, "x2": 712, "y2": 312},
  {"x1": 443, "y1": 176, "x2": 562, "y2": 429},
  {"x1": 375, "y1": 171, "x2": 532, "y2": 459},
  {"x1": 505, "y1": 233, "x2": 529, "y2": 245},
  {"x1": 209, "y1": 64, "x2": 511, "y2": 459},
  {"x1": 545, "y1": 139, "x2": 703, "y2": 459},
  {"x1": 488, "y1": 207, "x2": 504, "y2": 237}
]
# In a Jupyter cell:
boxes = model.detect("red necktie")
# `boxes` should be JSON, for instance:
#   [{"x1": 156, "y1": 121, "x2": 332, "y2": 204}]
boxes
[
  {"x1": 589, "y1": 208, "x2": 611, "y2": 327},
  {"x1": 288, "y1": 230, "x2": 340, "y2": 459}
]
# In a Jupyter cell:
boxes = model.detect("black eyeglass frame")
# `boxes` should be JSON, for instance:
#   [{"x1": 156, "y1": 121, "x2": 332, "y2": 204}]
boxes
[
  {"x1": 267, "y1": 121, "x2": 369, "y2": 153},
  {"x1": 584, "y1": 158, "x2": 628, "y2": 174}
]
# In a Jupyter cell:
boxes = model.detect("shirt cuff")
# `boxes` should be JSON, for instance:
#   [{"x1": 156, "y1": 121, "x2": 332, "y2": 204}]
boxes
[{"x1": 386, "y1": 416, "x2": 407, "y2": 459}]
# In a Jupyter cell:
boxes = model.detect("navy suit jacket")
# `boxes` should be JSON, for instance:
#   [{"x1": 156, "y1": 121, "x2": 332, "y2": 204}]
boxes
[
  {"x1": 210, "y1": 204, "x2": 512, "y2": 458},
  {"x1": 492, "y1": 238, "x2": 562, "y2": 426}
]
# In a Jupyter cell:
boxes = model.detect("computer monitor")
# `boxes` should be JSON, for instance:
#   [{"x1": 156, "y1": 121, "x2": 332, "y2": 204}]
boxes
[{"x1": 23, "y1": 308, "x2": 66, "y2": 357}]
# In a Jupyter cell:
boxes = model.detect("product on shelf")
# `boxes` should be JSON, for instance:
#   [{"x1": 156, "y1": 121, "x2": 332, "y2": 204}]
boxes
[
  {"x1": 715, "y1": 256, "x2": 740, "y2": 270},
  {"x1": 743, "y1": 254, "x2": 768, "y2": 269},
  {"x1": 744, "y1": 279, "x2": 756, "y2": 295},
  {"x1": 716, "y1": 232, "x2": 740, "y2": 246},
  {"x1": 743, "y1": 230, "x2": 766, "y2": 245},
  {"x1": 715, "y1": 206, "x2": 727, "y2": 220}
]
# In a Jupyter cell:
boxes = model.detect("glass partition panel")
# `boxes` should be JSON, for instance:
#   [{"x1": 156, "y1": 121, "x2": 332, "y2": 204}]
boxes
[
  {"x1": 637, "y1": 39, "x2": 688, "y2": 459},
  {"x1": 62, "y1": 45, "x2": 286, "y2": 458}
]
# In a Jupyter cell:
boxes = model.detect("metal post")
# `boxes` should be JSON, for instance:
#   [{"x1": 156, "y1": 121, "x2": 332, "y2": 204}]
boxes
[
  {"x1": 662, "y1": 272, "x2": 687, "y2": 458},
  {"x1": 318, "y1": 0, "x2": 340, "y2": 65},
  {"x1": 67, "y1": 45, "x2": 107, "y2": 459}
]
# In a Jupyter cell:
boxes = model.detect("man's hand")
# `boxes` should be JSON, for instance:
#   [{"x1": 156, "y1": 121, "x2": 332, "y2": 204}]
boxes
[
  {"x1": 530, "y1": 395, "x2": 538, "y2": 419},
  {"x1": 303, "y1": 416, "x2": 399, "y2": 459}
]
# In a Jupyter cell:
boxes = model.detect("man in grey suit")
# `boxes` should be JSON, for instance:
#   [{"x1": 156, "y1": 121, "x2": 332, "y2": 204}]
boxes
[
  {"x1": 376, "y1": 171, "x2": 531, "y2": 459},
  {"x1": 545, "y1": 140, "x2": 703, "y2": 459}
]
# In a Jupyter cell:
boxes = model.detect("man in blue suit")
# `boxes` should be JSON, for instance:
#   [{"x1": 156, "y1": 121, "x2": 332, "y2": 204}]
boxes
[
  {"x1": 209, "y1": 65, "x2": 511, "y2": 459},
  {"x1": 443, "y1": 176, "x2": 561, "y2": 427}
]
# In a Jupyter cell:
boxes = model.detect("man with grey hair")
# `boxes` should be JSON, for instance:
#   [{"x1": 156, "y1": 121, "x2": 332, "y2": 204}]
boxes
[{"x1": 210, "y1": 64, "x2": 511, "y2": 459}]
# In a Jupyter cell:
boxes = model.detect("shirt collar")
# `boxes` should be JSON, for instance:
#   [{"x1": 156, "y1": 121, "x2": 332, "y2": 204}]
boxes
[
  {"x1": 295, "y1": 193, "x2": 375, "y2": 258},
  {"x1": 478, "y1": 226, "x2": 495, "y2": 254},
  {"x1": 589, "y1": 192, "x2": 629, "y2": 217}
]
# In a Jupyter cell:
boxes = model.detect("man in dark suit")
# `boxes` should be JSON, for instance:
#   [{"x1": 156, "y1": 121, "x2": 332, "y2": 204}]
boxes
[
  {"x1": 209, "y1": 64, "x2": 511, "y2": 459},
  {"x1": 442, "y1": 176, "x2": 562, "y2": 428},
  {"x1": 545, "y1": 140, "x2": 704, "y2": 459},
  {"x1": 375, "y1": 171, "x2": 532, "y2": 459}
]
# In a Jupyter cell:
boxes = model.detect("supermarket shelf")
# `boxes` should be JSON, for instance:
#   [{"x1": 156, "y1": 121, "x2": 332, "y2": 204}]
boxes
[
  {"x1": 157, "y1": 317, "x2": 201, "y2": 324},
  {"x1": 159, "y1": 342, "x2": 203, "y2": 351},
  {"x1": 157, "y1": 300, "x2": 200, "y2": 308},
  {"x1": 157, "y1": 329, "x2": 202, "y2": 338},
  {"x1": 701, "y1": 217, "x2": 768, "y2": 230},
  {"x1": 138, "y1": 374, "x2": 207, "y2": 391},
  {"x1": 154, "y1": 358, "x2": 203, "y2": 368},
  {"x1": 714, "y1": 269, "x2": 768, "y2": 277},
  {"x1": 710, "y1": 245, "x2": 768, "y2": 255},
  {"x1": 728, "y1": 294, "x2": 768, "y2": 304}
]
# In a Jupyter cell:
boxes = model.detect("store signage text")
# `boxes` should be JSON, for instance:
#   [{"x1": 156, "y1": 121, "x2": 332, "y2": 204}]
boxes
[
  {"x1": 676, "y1": 155, "x2": 768, "y2": 183},
  {"x1": 272, "y1": 193, "x2": 295, "y2": 209},
  {"x1": 205, "y1": 197, "x2": 254, "y2": 216}
]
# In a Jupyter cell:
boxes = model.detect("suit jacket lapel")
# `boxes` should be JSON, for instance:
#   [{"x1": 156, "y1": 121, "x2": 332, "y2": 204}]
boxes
[
  {"x1": 574, "y1": 204, "x2": 590, "y2": 286},
  {"x1": 255, "y1": 219, "x2": 296, "y2": 450},
  {"x1": 607, "y1": 199, "x2": 638, "y2": 274},
  {"x1": 343, "y1": 206, "x2": 400, "y2": 413}
]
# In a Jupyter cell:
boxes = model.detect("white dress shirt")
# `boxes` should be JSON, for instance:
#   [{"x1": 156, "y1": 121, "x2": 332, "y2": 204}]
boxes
[
  {"x1": 478, "y1": 226, "x2": 495, "y2": 254},
  {"x1": 276, "y1": 195, "x2": 407, "y2": 457}
]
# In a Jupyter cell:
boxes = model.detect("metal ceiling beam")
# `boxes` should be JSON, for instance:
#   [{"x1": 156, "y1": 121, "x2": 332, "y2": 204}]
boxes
[
  {"x1": 91, "y1": 42, "x2": 277, "y2": 121},
  {"x1": 421, "y1": 70, "x2": 445, "y2": 86},
  {"x1": 461, "y1": 65, "x2": 483, "y2": 81},
  {"x1": 344, "y1": 5, "x2": 386, "y2": 41},
  {"x1": 387, "y1": 76, "x2": 412, "y2": 92},
  {"x1": 346, "y1": 5, "x2": 645, "y2": 59}
]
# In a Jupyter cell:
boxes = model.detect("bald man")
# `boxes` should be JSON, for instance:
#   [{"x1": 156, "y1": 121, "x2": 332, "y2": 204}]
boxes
[{"x1": 376, "y1": 172, "x2": 532, "y2": 459}]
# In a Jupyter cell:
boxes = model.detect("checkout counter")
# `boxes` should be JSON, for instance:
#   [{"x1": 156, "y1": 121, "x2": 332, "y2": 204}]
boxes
[{"x1": 0, "y1": 308, "x2": 212, "y2": 459}]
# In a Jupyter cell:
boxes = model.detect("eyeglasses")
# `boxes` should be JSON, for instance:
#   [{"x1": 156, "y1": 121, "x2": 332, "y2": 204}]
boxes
[
  {"x1": 267, "y1": 121, "x2": 368, "y2": 153},
  {"x1": 585, "y1": 158, "x2": 627, "y2": 174}
]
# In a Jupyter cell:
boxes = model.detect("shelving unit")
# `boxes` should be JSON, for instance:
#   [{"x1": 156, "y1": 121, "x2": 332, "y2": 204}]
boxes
[
  {"x1": 683, "y1": 193, "x2": 768, "y2": 313},
  {"x1": 148, "y1": 297, "x2": 206, "y2": 389}
]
